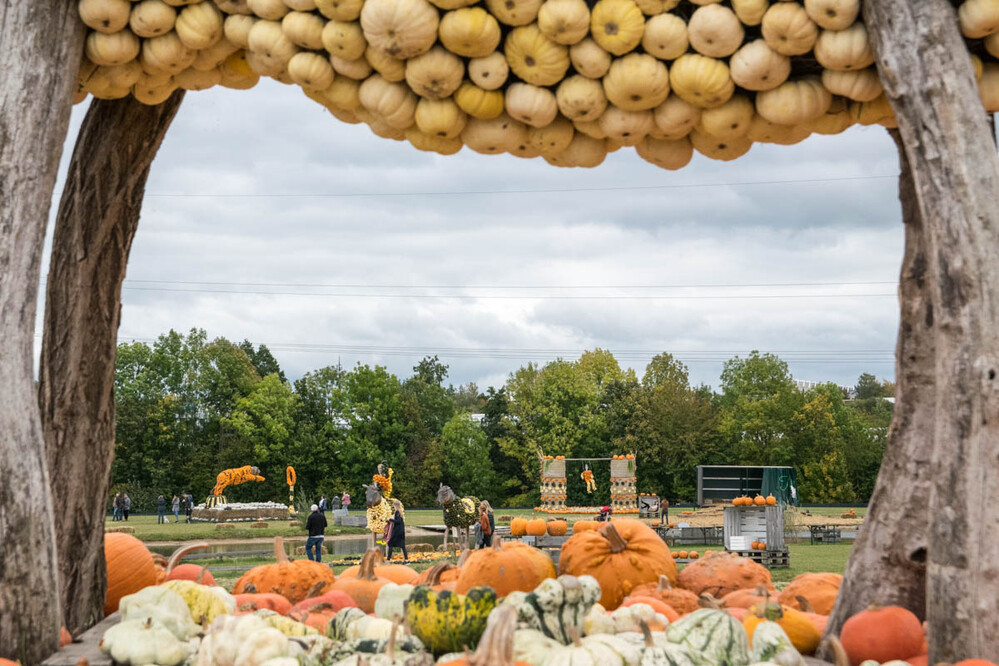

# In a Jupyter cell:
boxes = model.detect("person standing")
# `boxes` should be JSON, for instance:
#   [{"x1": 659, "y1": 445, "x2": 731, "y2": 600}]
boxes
[
  {"x1": 341, "y1": 491, "x2": 351, "y2": 515},
  {"x1": 172, "y1": 494, "x2": 180, "y2": 523},
  {"x1": 123, "y1": 494, "x2": 131, "y2": 521},
  {"x1": 319, "y1": 495, "x2": 327, "y2": 514},
  {"x1": 478, "y1": 501, "x2": 495, "y2": 549},
  {"x1": 157, "y1": 495, "x2": 166, "y2": 524},
  {"x1": 385, "y1": 499, "x2": 408, "y2": 563},
  {"x1": 185, "y1": 493, "x2": 193, "y2": 523},
  {"x1": 305, "y1": 504, "x2": 327, "y2": 562},
  {"x1": 332, "y1": 494, "x2": 341, "y2": 511},
  {"x1": 112, "y1": 493, "x2": 121, "y2": 521}
]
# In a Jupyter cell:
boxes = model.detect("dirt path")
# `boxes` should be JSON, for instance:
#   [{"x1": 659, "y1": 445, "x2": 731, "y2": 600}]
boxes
[{"x1": 146, "y1": 527, "x2": 440, "y2": 549}]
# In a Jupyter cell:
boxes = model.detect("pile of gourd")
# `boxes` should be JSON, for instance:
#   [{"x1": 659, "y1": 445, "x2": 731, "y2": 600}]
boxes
[
  {"x1": 75, "y1": 0, "x2": 999, "y2": 170},
  {"x1": 95, "y1": 520, "x2": 993, "y2": 665}
]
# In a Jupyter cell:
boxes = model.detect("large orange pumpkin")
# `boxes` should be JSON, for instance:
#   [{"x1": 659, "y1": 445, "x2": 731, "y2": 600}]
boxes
[
  {"x1": 676, "y1": 550, "x2": 771, "y2": 597},
  {"x1": 558, "y1": 518, "x2": 676, "y2": 610},
  {"x1": 573, "y1": 520, "x2": 598, "y2": 533},
  {"x1": 232, "y1": 537, "x2": 337, "y2": 604},
  {"x1": 722, "y1": 584, "x2": 770, "y2": 609},
  {"x1": 627, "y1": 574, "x2": 700, "y2": 615},
  {"x1": 455, "y1": 538, "x2": 555, "y2": 597},
  {"x1": 778, "y1": 572, "x2": 841, "y2": 615},
  {"x1": 840, "y1": 605, "x2": 925, "y2": 666},
  {"x1": 234, "y1": 592, "x2": 293, "y2": 615},
  {"x1": 510, "y1": 517, "x2": 528, "y2": 536},
  {"x1": 104, "y1": 532, "x2": 159, "y2": 615},
  {"x1": 340, "y1": 549, "x2": 419, "y2": 584},
  {"x1": 330, "y1": 549, "x2": 392, "y2": 613},
  {"x1": 525, "y1": 518, "x2": 548, "y2": 536}
]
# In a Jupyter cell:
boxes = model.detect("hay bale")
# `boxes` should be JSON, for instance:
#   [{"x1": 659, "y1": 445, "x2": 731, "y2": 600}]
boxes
[
  {"x1": 250, "y1": 521, "x2": 268, "y2": 528},
  {"x1": 409, "y1": 543, "x2": 434, "y2": 553},
  {"x1": 497, "y1": 515, "x2": 514, "y2": 522},
  {"x1": 106, "y1": 526, "x2": 134, "y2": 534},
  {"x1": 215, "y1": 523, "x2": 236, "y2": 530}
]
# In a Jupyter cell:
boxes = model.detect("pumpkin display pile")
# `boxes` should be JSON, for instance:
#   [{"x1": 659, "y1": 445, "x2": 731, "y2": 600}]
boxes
[
  {"x1": 75, "y1": 0, "x2": 999, "y2": 170},
  {"x1": 86, "y1": 520, "x2": 999, "y2": 666}
]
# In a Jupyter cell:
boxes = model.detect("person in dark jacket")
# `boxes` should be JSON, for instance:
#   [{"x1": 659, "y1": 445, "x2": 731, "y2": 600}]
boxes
[
  {"x1": 185, "y1": 493, "x2": 193, "y2": 523},
  {"x1": 157, "y1": 495, "x2": 166, "y2": 523},
  {"x1": 385, "y1": 499, "x2": 408, "y2": 563},
  {"x1": 477, "y1": 500, "x2": 495, "y2": 548},
  {"x1": 112, "y1": 493, "x2": 122, "y2": 521},
  {"x1": 123, "y1": 494, "x2": 131, "y2": 521},
  {"x1": 172, "y1": 494, "x2": 180, "y2": 523},
  {"x1": 305, "y1": 504, "x2": 327, "y2": 562}
]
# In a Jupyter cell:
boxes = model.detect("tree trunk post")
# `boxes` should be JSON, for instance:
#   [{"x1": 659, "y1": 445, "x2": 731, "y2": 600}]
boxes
[
  {"x1": 38, "y1": 92, "x2": 185, "y2": 636},
  {"x1": 0, "y1": 2, "x2": 85, "y2": 662},
  {"x1": 860, "y1": 0, "x2": 999, "y2": 660},
  {"x1": 823, "y1": 129, "x2": 934, "y2": 643}
]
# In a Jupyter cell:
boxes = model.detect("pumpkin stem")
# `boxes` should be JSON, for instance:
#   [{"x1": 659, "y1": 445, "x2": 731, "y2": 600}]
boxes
[
  {"x1": 243, "y1": 582, "x2": 258, "y2": 593},
  {"x1": 822, "y1": 636, "x2": 849, "y2": 666},
  {"x1": 273, "y1": 537, "x2": 289, "y2": 564},
  {"x1": 657, "y1": 575, "x2": 673, "y2": 592},
  {"x1": 357, "y1": 549, "x2": 381, "y2": 580},
  {"x1": 386, "y1": 618, "x2": 399, "y2": 660},
  {"x1": 698, "y1": 593, "x2": 724, "y2": 610},
  {"x1": 795, "y1": 595, "x2": 816, "y2": 613},
  {"x1": 196, "y1": 566, "x2": 209, "y2": 584},
  {"x1": 151, "y1": 553, "x2": 169, "y2": 567},
  {"x1": 754, "y1": 584, "x2": 768, "y2": 597},
  {"x1": 567, "y1": 627, "x2": 583, "y2": 648},
  {"x1": 457, "y1": 549, "x2": 471, "y2": 567},
  {"x1": 426, "y1": 562, "x2": 457, "y2": 586},
  {"x1": 598, "y1": 522, "x2": 628, "y2": 553},
  {"x1": 306, "y1": 580, "x2": 327, "y2": 598},
  {"x1": 492, "y1": 537, "x2": 504, "y2": 551},
  {"x1": 638, "y1": 620, "x2": 655, "y2": 648},
  {"x1": 469, "y1": 604, "x2": 518, "y2": 666},
  {"x1": 166, "y1": 541, "x2": 210, "y2": 573}
]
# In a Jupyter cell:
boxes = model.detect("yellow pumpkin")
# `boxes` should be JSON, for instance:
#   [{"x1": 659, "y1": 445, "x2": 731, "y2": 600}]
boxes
[
  {"x1": 174, "y1": 66, "x2": 221, "y2": 90},
  {"x1": 129, "y1": 0, "x2": 177, "y2": 37},
  {"x1": 755, "y1": 77, "x2": 831, "y2": 125},
  {"x1": 528, "y1": 116, "x2": 575, "y2": 156},
  {"x1": 454, "y1": 81, "x2": 505, "y2": 118},
  {"x1": 602, "y1": 53, "x2": 669, "y2": 112},
  {"x1": 86, "y1": 29, "x2": 141, "y2": 66},
  {"x1": 544, "y1": 133, "x2": 607, "y2": 167},
  {"x1": 731, "y1": 0, "x2": 768, "y2": 26},
  {"x1": 730, "y1": 39, "x2": 790, "y2": 92},
  {"x1": 247, "y1": 0, "x2": 289, "y2": 20},
  {"x1": 634, "y1": 0, "x2": 680, "y2": 15},
  {"x1": 247, "y1": 20, "x2": 299, "y2": 70},
  {"x1": 365, "y1": 47, "x2": 405, "y2": 81},
  {"x1": 287, "y1": 52, "x2": 335, "y2": 89},
  {"x1": 332, "y1": 54, "x2": 373, "y2": 79},
  {"x1": 79, "y1": 0, "x2": 131, "y2": 33},
  {"x1": 406, "y1": 128, "x2": 464, "y2": 154},
  {"x1": 641, "y1": 13, "x2": 688, "y2": 60},
  {"x1": 589, "y1": 0, "x2": 645, "y2": 56},
  {"x1": 359, "y1": 74, "x2": 418, "y2": 128},
  {"x1": 688, "y1": 4, "x2": 744, "y2": 58},
  {"x1": 315, "y1": 0, "x2": 364, "y2": 21},
  {"x1": 175, "y1": 2, "x2": 223, "y2": 49},
  {"x1": 439, "y1": 8, "x2": 501, "y2": 57},
  {"x1": 97, "y1": 61, "x2": 142, "y2": 88},
  {"x1": 538, "y1": 0, "x2": 591, "y2": 45},
  {"x1": 224, "y1": 15, "x2": 257, "y2": 48},
  {"x1": 320, "y1": 20, "x2": 366, "y2": 59},
  {"x1": 557, "y1": 75, "x2": 608, "y2": 121},
  {"x1": 690, "y1": 129, "x2": 753, "y2": 161},
  {"x1": 986, "y1": 31, "x2": 999, "y2": 58},
  {"x1": 669, "y1": 53, "x2": 734, "y2": 109},
  {"x1": 461, "y1": 113, "x2": 529, "y2": 154},
  {"x1": 821, "y1": 68, "x2": 882, "y2": 102},
  {"x1": 504, "y1": 24, "x2": 570, "y2": 87},
  {"x1": 317, "y1": 74, "x2": 362, "y2": 109},
  {"x1": 133, "y1": 80, "x2": 179, "y2": 104},
  {"x1": 405, "y1": 46, "x2": 464, "y2": 99},
  {"x1": 804, "y1": 0, "x2": 860, "y2": 31},
  {"x1": 960, "y1": 0, "x2": 999, "y2": 38},
  {"x1": 746, "y1": 116, "x2": 809, "y2": 145},
  {"x1": 219, "y1": 52, "x2": 260, "y2": 89},
  {"x1": 762, "y1": 2, "x2": 819, "y2": 56},
  {"x1": 468, "y1": 52, "x2": 509, "y2": 90},
  {"x1": 484, "y1": 0, "x2": 542, "y2": 26},
  {"x1": 636, "y1": 135, "x2": 693, "y2": 170},
  {"x1": 569, "y1": 38, "x2": 612, "y2": 78},
  {"x1": 814, "y1": 23, "x2": 874, "y2": 71},
  {"x1": 191, "y1": 37, "x2": 239, "y2": 71},
  {"x1": 598, "y1": 105, "x2": 653, "y2": 144},
  {"x1": 806, "y1": 97, "x2": 854, "y2": 135},
  {"x1": 744, "y1": 601, "x2": 822, "y2": 655},
  {"x1": 415, "y1": 97, "x2": 467, "y2": 138},
  {"x1": 505, "y1": 83, "x2": 559, "y2": 127},
  {"x1": 653, "y1": 95, "x2": 701, "y2": 138},
  {"x1": 696, "y1": 93, "x2": 753, "y2": 139},
  {"x1": 359, "y1": 0, "x2": 439, "y2": 58}
]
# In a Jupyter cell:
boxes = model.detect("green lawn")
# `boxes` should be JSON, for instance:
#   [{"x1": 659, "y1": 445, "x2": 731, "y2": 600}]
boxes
[{"x1": 105, "y1": 514, "x2": 367, "y2": 542}]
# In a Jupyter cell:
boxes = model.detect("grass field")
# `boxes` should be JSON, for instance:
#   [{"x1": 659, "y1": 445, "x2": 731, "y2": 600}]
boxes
[{"x1": 106, "y1": 514, "x2": 367, "y2": 541}]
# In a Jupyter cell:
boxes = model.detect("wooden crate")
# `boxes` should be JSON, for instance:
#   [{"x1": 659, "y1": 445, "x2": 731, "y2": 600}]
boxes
[
  {"x1": 723, "y1": 505, "x2": 785, "y2": 551},
  {"x1": 735, "y1": 548, "x2": 791, "y2": 568}
]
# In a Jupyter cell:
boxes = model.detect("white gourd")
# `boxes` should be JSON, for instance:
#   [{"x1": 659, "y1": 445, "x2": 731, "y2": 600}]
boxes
[{"x1": 99, "y1": 619, "x2": 194, "y2": 666}]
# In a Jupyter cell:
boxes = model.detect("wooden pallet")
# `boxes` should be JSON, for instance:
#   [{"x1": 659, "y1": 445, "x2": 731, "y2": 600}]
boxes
[
  {"x1": 43, "y1": 613, "x2": 119, "y2": 666},
  {"x1": 732, "y1": 549, "x2": 790, "y2": 568}
]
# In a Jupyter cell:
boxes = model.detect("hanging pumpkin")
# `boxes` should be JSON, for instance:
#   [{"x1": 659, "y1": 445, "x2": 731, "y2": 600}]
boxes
[
  {"x1": 359, "y1": 74, "x2": 418, "y2": 128},
  {"x1": 505, "y1": 83, "x2": 559, "y2": 128},
  {"x1": 248, "y1": 0, "x2": 290, "y2": 20},
  {"x1": 287, "y1": 52, "x2": 335, "y2": 89},
  {"x1": 528, "y1": 117, "x2": 575, "y2": 156},
  {"x1": 690, "y1": 129, "x2": 753, "y2": 161},
  {"x1": 814, "y1": 23, "x2": 875, "y2": 71},
  {"x1": 687, "y1": 4, "x2": 744, "y2": 58},
  {"x1": 569, "y1": 38, "x2": 612, "y2": 78},
  {"x1": 321, "y1": 19, "x2": 367, "y2": 59},
  {"x1": 359, "y1": 0, "x2": 439, "y2": 58},
  {"x1": 669, "y1": 53, "x2": 734, "y2": 109},
  {"x1": 696, "y1": 93, "x2": 754, "y2": 139},
  {"x1": 316, "y1": 0, "x2": 365, "y2": 20},
  {"x1": 839, "y1": 605, "x2": 926, "y2": 666},
  {"x1": 439, "y1": 8, "x2": 501, "y2": 57},
  {"x1": 365, "y1": 47, "x2": 405, "y2": 81},
  {"x1": 504, "y1": 24, "x2": 570, "y2": 87},
  {"x1": 468, "y1": 52, "x2": 509, "y2": 90},
  {"x1": 484, "y1": 0, "x2": 542, "y2": 26},
  {"x1": 455, "y1": 538, "x2": 556, "y2": 596},
  {"x1": 455, "y1": 82, "x2": 505, "y2": 119},
  {"x1": 85, "y1": 29, "x2": 141, "y2": 66},
  {"x1": 404, "y1": 46, "x2": 465, "y2": 99},
  {"x1": 756, "y1": 77, "x2": 832, "y2": 125},
  {"x1": 959, "y1": 0, "x2": 999, "y2": 38},
  {"x1": 537, "y1": 0, "x2": 590, "y2": 46},
  {"x1": 761, "y1": 2, "x2": 819, "y2": 56},
  {"x1": 79, "y1": 0, "x2": 131, "y2": 32},
  {"x1": 175, "y1": 1, "x2": 224, "y2": 49},
  {"x1": 129, "y1": 0, "x2": 177, "y2": 37},
  {"x1": 232, "y1": 537, "x2": 336, "y2": 604},
  {"x1": 641, "y1": 13, "x2": 688, "y2": 60},
  {"x1": 104, "y1": 533, "x2": 159, "y2": 616},
  {"x1": 558, "y1": 518, "x2": 676, "y2": 610},
  {"x1": 804, "y1": 0, "x2": 860, "y2": 31},
  {"x1": 415, "y1": 97, "x2": 467, "y2": 138},
  {"x1": 731, "y1": 0, "x2": 768, "y2": 26},
  {"x1": 602, "y1": 53, "x2": 670, "y2": 112},
  {"x1": 589, "y1": 0, "x2": 645, "y2": 56},
  {"x1": 544, "y1": 133, "x2": 608, "y2": 167},
  {"x1": 224, "y1": 15, "x2": 257, "y2": 48},
  {"x1": 653, "y1": 95, "x2": 700, "y2": 138},
  {"x1": 556, "y1": 75, "x2": 608, "y2": 121}
]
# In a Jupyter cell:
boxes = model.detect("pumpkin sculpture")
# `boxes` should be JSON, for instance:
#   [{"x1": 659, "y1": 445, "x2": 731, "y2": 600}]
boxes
[
  {"x1": 456, "y1": 538, "x2": 556, "y2": 597},
  {"x1": 331, "y1": 549, "x2": 393, "y2": 612},
  {"x1": 627, "y1": 574, "x2": 700, "y2": 615},
  {"x1": 778, "y1": 572, "x2": 842, "y2": 616},
  {"x1": 677, "y1": 550, "x2": 772, "y2": 597},
  {"x1": 231, "y1": 537, "x2": 336, "y2": 604},
  {"x1": 104, "y1": 532, "x2": 159, "y2": 616},
  {"x1": 558, "y1": 518, "x2": 676, "y2": 610}
]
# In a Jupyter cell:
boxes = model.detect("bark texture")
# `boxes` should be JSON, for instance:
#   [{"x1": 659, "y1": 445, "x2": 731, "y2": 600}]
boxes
[
  {"x1": 39, "y1": 92, "x2": 185, "y2": 636},
  {"x1": 823, "y1": 129, "x2": 933, "y2": 642},
  {"x1": 0, "y1": 2, "x2": 85, "y2": 662},
  {"x1": 862, "y1": 0, "x2": 999, "y2": 660}
]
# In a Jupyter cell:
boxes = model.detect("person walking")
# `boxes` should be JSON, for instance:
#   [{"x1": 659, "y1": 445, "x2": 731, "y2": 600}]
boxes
[
  {"x1": 385, "y1": 499, "x2": 408, "y2": 563},
  {"x1": 172, "y1": 494, "x2": 180, "y2": 523},
  {"x1": 319, "y1": 495, "x2": 328, "y2": 514},
  {"x1": 478, "y1": 500, "x2": 495, "y2": 549},
  {"x1": 305, "y1": 503, "x2": 327, "y2": 562},
  {"x1": 112, "y1": 493, "x2": 122, "y2": 521},
  {"x1": 185, "y1": 493, "x2": 193, "y2": 523},
  {"x1": 341, "y1": 491, "x2": 351, "y2": 515},
  {"x1": 157, "y1": 495, "x2": 166, "y2": 524},
  {"x1": 123, "y1": 494, "x2": 131, "y2": 521},
  {"x1": 332, "y1": 494, "x2": 341, "y2": 511}
]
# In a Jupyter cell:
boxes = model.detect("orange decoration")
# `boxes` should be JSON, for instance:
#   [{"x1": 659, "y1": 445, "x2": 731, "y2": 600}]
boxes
[{"x1": 546, "y1": 519, "x2": 568, "y2": 536}]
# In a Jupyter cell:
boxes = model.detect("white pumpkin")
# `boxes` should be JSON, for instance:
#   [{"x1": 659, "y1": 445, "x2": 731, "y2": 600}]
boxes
[
  {"x1": 821, "y1": 68, "x2": 882, "y2": 102},
  {"x1": 175, "y1": 2, "x2": 223, "y2": 50},
  {"x1": 484, "y1": 0, "x2": 543, "y2": 26},
  {"x1": 539, "y1": 633, "x2": 642, "y2": 666},
  {"x1": 803, "y1": 0, "x2": 859, "y2": 30},
  {"x1": 557, "y1": 75, "x2": 607, "y2": 121},
  {"x1": 360, "y1": 0, "x2": 440, "y2": 58},
  {"x1": 597, "y1": 105, "x2": 654, "y2": 145},
  {"x1": 960, "y1": 0, "x2": 999, "y2": 38},
  {"x1": 636, "y1": 135, "x2": 693, "y2": 170},
  {"x1": 545, "y1": 133, "x2": 607, "y2": 168},
  {"x1": 468, "y1": 52, "x2": 509, "y2": 90},
  {"x1": 406, "y1": 128, "x2": 464, "y2": 154},
  {"x1": 653, "y1": 95, "x2": 701, "y2": 138},
  {"x1": 745, "y1": 115, "x2": 809, "y2": 145},
  {"x1": 224, "y1": 15, "x2": 258, "y2": 47},
  {"x1": 86, "y1": 29, "x2": 141, "y2": 66},
  {"x1": 321, "y1": 19, "x2": 367, "y2": 60},
  {"x1": 79, "y1": 0, "x2": 131, "y2": 33},
  {"x1": 569, "y1": 38, "x2": 611, "y2": 79},
  {"x1": 602, "y1": 53, "x2": 669, "y2": 112},
  {"x1": 414, "y1": 97, "x2": 467, "y2": 137},
  {"x1": 687, "y1": 4, "x2": 745, "y2": 58},
  {"x1": 332, "y1": 54, "x2": 374, "y2": 80},
  {"x1": 755, "y1": 76, "x2": 831, "y2": 125},
  {"x1": 359, "y1": 74, "x2": 418, "y2": 128},
  {"x1": 731, "y1": 0, "x2": 769, "y2": 26},
  {"x1": 133, "y1": 80, "x2": 179, "y2": 104},
  {"x1": 729, "y1": 39, "x2": 790, "y2": 92},
  {"x1": 641, "y1": 13, "x2": 688, "y2": 61},
  {"x1": 100, "y1": 619, "x2": 194, "y2": 666},
  {"x1": 174, "y1": 65, "x2": 222, "y2": 90},
  {"x1": 97, "y1": 61, "x2": 143, "y2": 88},
  {"x1": 315, "y1": 0, "x2": 364, "y2": 21},
  {"x1": 504, "y1": 24, "x2": 570, "y2": 87},
  {"x1": 283, "y1": 11, "x2": 326, "y2": 49},
  {"x1": 405, "y1": 46, "x2": 465, "y2": 99},
  {"x1": 696, "y1": 93, "x2": 754, "y2": 139},
  {"x1": 690, "y1": 128, "x2": 753, "y2": 161},
  {"x1": 761, "y1": 2, "x2": 818, "y2": 56},
  {"x1": 365, "y1": 47, "x2": 405, "y2": 81},
  {"x1": 439, "y1": 8, "x2": 502, "y2": 57},
  {"x1": 373, "y1": 583, "x2": 415, "y2": 622},
  {"x1": 247, "y1": 0, "x2": 290, "y2": 20},
  {"x1": 979, "y1": 62, "x2": 999, "y2": 112},
  {"x1": 506, "y1": 83, "x2": 559, "y2": 127},
  {"x1": 633, "y1": 0, "x2": 679, "y2": 15},
  {"x1": 247, "y1": 20, "x2": 299, "y2": 69},
  {"x1": 287, "y1": 52, "x2": 335, "y2": 89},
  {"x1": 461, "y1": 113, "x2": 529, "y2": 154},
  {"x1": 669, "y1": 53, "x2": 735, "y2": 109},
  {"x1": 130, "y1": 0, "x2": 177, "y2": 37},
  {"x1": 191, "y1": 37, "x2": 240, "y2": 71},
  {"x1": 528, "y1": 116, "x2": 575, "y2": 155},
  {"x1": 538, "y1": 0, "x2": 590, "y2": 45},
  {"x1": 814, "y1": 23, "x2": 874, "y2": 71}
]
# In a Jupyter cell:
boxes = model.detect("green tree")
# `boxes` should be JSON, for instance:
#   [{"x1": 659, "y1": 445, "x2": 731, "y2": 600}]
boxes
[
  {"x1": 855, "y1": 372, "x2": 888, "y2": 399},
  {"x1": 440, "y1": 413, "x2": 494, "y2": 499},
  {"x1": 240, "y1": 340, "x2": 286, "y2": 383}
]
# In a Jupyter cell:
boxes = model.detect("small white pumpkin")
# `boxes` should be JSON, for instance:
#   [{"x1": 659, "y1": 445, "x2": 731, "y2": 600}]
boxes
[
  {"x1": 224, "y1": 15, "x2": 258, "y2": 48},
  {"x1": 813, "y1": 23, "x2": 874, "y2": 71},
  {"x1": 602, "y1": 53, "x2": 670, "y2": 112},
  {"x1": 439, "y1": 8, "x2": 502, "y2": 57},
  {"x1": 557, "y1": 74, "x2": 607, "y2": 121},
  {"x1": 960, "y1": 0, "x2": 999, "y2": 38},
  {"x1": 283, "y1": 11, "x2": 326, "y2": 49},
  {"x1": 538, "y1": 0, "x2": 591, "y2": 45},
  {"x1": 653, "y1": 95, "x2": 701, "y2": 138},
  {"x1": 287, "y1": 52, "x2": 335, "y2": 89},
  {"x1": 731, "y1": 0, "x2": 769, "y2": 26},
  {"x1": 821, "y1": 68, "x2": 882, "y2": 102},
  {"x1": 468, "y1": 52, "x2": 509, "y2": 90},
  {"x1": 598, "y1": 105, "x2": 653, "y2": 145},
  {"x1": 100, "y1": 619, "x2": 194, "y2": 666},
  {"x1": 755, "y1": 76, "x2": 831, "y2": 125},
  {"x1": 641, "y1": 13, "x2": 688, "y2": 61},
  {"x1": 545, "y1": 133, "x2": 607, "y2": 167},
  {"x1": 528, "y1": 117, "x2": 575, "y2": 156},
  {"x1": 687, "y1": 4, "x2": 745, "y2": 58},
  {"x1": 484, "y1": 0, "x2": 543, "y2": 26},
  {"x1": 696, "y1": 93, "x2": 754, "y2": 139},
  {"x1": 86, "y1": 29, "x2": 141, "y2": 66},
  {"x1": 79, "y1": 0, "x2": 131, "y2": 33},
  {"x1": 761, "y1": 2, "x2": 818, "y2": 56},
  {"x1": 365, "y1": 47, "x2": 405, "y2": 81},
  {"x1": 803, "y1": 0, "x2": 859, "y2": 30},
  {"x1": 247, "y1": 0, "x2": 290, "y2": 20},
  {"x1": 175, "y1": 2, "x2": 224, "y2": 50},
  {"x1": 359, "y1": 74, "x2": 418, "y2": 128},
  {"x1": 729, "y1": 39, "x2": 790, "y2": 92},
  {"x1": 636, "y1": 135, "x2": 693, "y2": 170},
  {"x1": 374, "y1": 583, "x2": 415, "y2": 621},
  {"x1": 506, "y1": 83, "x2": 559, "y2": 127},
  {"x1": 360, "y1": 0, "x2": 440, "y2": 58},
  {"x1": 569, "y1": 38, "x2": 611, "y2": 79},
  {"x1": 404, "y1": 46, "x2": 465, "y2": 99}
]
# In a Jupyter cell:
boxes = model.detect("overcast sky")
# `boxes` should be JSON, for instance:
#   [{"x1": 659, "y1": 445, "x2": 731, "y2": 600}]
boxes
[{"x1": 40, "y1": 80, "x2": 904, "y2": 392}]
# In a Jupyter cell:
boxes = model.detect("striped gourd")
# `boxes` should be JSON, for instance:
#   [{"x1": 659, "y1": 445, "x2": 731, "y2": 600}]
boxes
[
  {"x1": 510, "y1": 574, "x2": 602, "y2": 644},
  {"x1": 665, "y1": 608, "x2": 750, "y2": 666},
  {"x1": 748, "y1": 621, "x2": 805, "y2": 666},
  {"x1": 406, "y1": 584, "x2": 498, "y2": 654},
  {"x1": 617, "y1": 623, "x2": 701, "y2": 666}
]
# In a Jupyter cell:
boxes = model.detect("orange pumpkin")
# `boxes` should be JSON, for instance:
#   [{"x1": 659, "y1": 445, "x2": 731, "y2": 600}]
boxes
[
  {"x1": 677, "y1": 550, "x2": 772, "y2": 597},
  {"x1": 840, "y1": 605, "x2": 925, "y2": 666},
  {"x1": 558, "y1": 518, "x2": 677, "y2": 610},
  {"x1": 689, "y1": 551, "x2": 700, "y2": 559},
  {"x1": 753, "y1": 495, "x2": 766, "y2": 506},
  {"x1": 287, "y1": 590, "x2": 358, "y2": 631},
  {"x1": 547, "y1": 519, "x2": 568, "y2": 536},
  {"x1": 671, "y1": 551, "x2": 680, "y2": 559},
  {"x1": 437, "y1": 605, "x2": 530, "y2": 666},
  {"x1": 722, "y1": 584, "x2": 769, "y2": 609},
  {"x1": 1, "y1": 659, "x2": 21, "y2": 666},
  {"x1": 330, "y1": 549, "x2": 392, "y2": 613},
  {"x1": 621, "y1": 595, "x2": 679, "y2": 622},
  {"x1": 627, "y1": 574, "x2": 700, "y2": 615},
  {"x1": 744, "y1": 601, "x2": 821, "y2": 654},
  {"x1": 678, "y1": 550, "x2": 689, "y2": 558},
  {"x1": 414, "y1": 561, "x2": 461, "y2": 591},
  {"x1": 234, "y1": 592, "x2": 293, "y2": 615},
  {"x1": 104, "y1": 532, "x2": 158, "y2": 616},
  {"x1": 340, "y1": 550, "x2": 419, "y2": 584},
  {"x1": 525, "y1": 518, "x2": 548, "y2": 536},
  {"x1": 573, "y1": 520, "x2": 598, "y2": 533},
  {"x1": 232, "y1": 537, "x2": 336, "y2": 604},
  {"x1": 778, "y1": 572, "x2": 841, "y2": 615},
  {"x1": 954, "y1": 661, "x2": 999, "y2": 666},
  {"x1": 456, "y1": 538, "x2": 555, "y2": 597},
  {"x1": 765, "y1": 495, "x2": 777, "y2": 505},
  {"x1": 166, "y1": 564, "x2": 216, "y2": 586},
  {"x1": 510, "y1": 517, "x2": 528, "y2": 536}
]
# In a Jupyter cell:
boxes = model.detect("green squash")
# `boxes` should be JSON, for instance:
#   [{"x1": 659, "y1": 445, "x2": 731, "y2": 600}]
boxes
[
  {"x1": 621, "y1": 622, "x2": 700, "y2": 666},
  {"x1": 748, "y1": 621, "x2": 805, "y2": 666},
  {"x1": 665, "y1": 608, "x2": 750, "y2": 666},
  {"x1": 510, "y1": 574, "x2": 602, "y2": 644},
  {"x1": 405, "y1": 584, "x2": 498, "y2": 654}
]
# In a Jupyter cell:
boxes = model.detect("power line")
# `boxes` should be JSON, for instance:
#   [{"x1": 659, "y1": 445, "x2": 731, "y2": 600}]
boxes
[{"x1": 143, "y1": 174, "x2": 897, "y2": 199}]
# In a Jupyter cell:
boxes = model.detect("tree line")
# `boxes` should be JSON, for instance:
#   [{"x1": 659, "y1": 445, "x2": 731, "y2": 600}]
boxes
[{"x1": 111, "y1": 328, "x2": 894, "y2": 511}]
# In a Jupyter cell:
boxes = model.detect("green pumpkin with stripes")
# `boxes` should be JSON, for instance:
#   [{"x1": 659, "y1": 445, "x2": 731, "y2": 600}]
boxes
[{"x1": 665, "y1": 608, "x2": 750, "y2": 666}]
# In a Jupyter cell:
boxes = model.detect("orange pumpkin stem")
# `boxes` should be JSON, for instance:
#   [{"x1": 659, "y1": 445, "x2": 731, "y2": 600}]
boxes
[
  {"x1": 795, "y1": 595, "x2": 816, "y2": 613},
  {"x1": 166, "y1": 541, "x2": 210, "y2": 574},
  {"x1": 427, "y1": 562, "x2": 458, "y2": 586},
  {"x1": 273, "y1": 537, "x2": 289, "y2": 564},
  {"x1": 598, "y1": 522, "x2": 628, "y2": 554}
]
